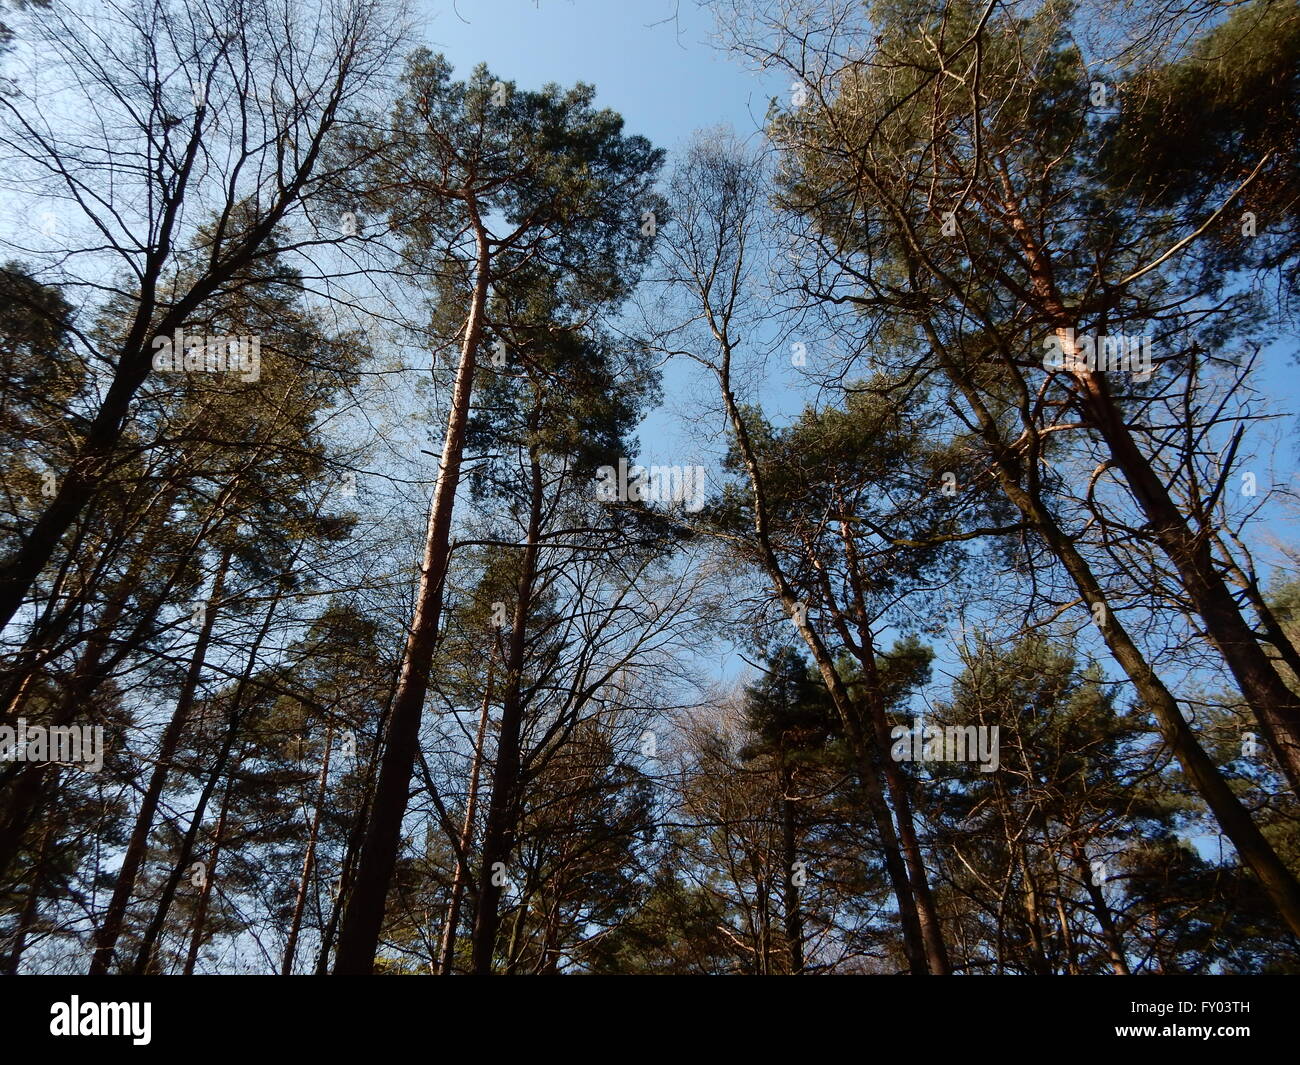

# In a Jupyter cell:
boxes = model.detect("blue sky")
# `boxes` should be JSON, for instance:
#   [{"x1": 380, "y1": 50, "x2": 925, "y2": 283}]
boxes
[{"x1": 417, "y1": 0, "x2": 776, "y2": 152}]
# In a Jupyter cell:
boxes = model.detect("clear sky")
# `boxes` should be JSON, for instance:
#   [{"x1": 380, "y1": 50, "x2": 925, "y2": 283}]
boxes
[{"x1": 416, "y1": 0, "x2": 777, "y2": 153}]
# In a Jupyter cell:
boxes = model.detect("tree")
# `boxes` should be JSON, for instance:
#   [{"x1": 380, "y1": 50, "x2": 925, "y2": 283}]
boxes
[
  {"x1": 714, "y1": 0, "x2": 1300, "y2": 934},
  {"x1": 333, "y1": 54, "x2": 664, "y2": 972},
  {"x1": 0, "y1": 0, "x2": 402, "y2": 635}
]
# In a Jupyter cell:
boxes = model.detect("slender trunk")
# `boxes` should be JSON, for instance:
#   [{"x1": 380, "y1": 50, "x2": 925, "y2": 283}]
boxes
[
  {"x1": 1071, "y1": 842, "x2": 1131, "y2": 975},
  {"x1": 536, "y1": 870, "x2": 567, "y2": 975},
  {"x1": 534, "y1": 801, "x2": 581, "y2": 974},
  {"x1": 828, "y1": 498, "x2": 951, "y2": 973},
  {"x1": 131, "y1": 717, "x2": 241, "y2": 974},
  {"x1": 1020, "y1": 844, "x2": 1051, "y2": 975},
  {"x1": 507, "y1": 896, "x2": 535, "y2": 975},
  {"x1": 1054, "y1": 888, "x2": 1079, "y2": 975},
  {"x1": 503, "y1": 898, "x2": 530, "y2": 974},
  {"x1": 469, "y1": 453, "x2": 544, "y2": 974},
  {"x1": 437, "y1": 658, "x2": 494, "y2": 974},
  {"x1": 182, "y1": 777, "x2": 233, "y2": 976},
  {"x1": 881, "y1": 730, "x2": 951, "y2": 972},
  {"x1": 334, "y1": 214, "x2": 491, "y2": 974},
  {"x1": 710, "y1": 338, "x2": 931, "y2": 973},
  {"x1": 283, "y1": 726, "x2": 334, "y2": 975},
  {"x1": 315, "y1": 679, "x2": 394, "y2": 975},
  {"x1": 539, "y1": 901, "x2": 563, "y2": 975},
  {"x1": 779, "y1": 764, "x2": 804, "y2": 975},
  {"x1": 845, "y1": 609, "x2": 951, "y2": 973},
  {"x1": 757, "y1": 853, "x2": 772, "y2": 975},
  {"x1": 130, "y1": 548, "x2": 298, "y2": 974},
  {"x1": 88, "y1": 545, "x2": 233, "y2": 975}
]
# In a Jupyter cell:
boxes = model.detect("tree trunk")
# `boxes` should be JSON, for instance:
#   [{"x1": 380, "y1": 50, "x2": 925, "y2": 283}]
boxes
[
  {"x1": 283, "y1": 726, "x2": 335, "y2": 975},
  {"x1": 1071, "y1": 842, "x2": 1131, "y2": 976},
  {"x1": 843, "y1": 595, "x2": 951, "y2": 975},
  {"x1": 130, "y1": 545, "x2": 301, "y2": 973},
  {"x1": 315, "y1": 677, "x2": 395, "y2": 975},
  {"x1": 712, "y1": 338, "x2": 933, "y2": 973},
  {"x1": 1020, "y1": 844, "x2": 1051, "y2": 975},
  {"x1": 1002, "y1": 188, "x2": 1300, "y2": 793},
  {"x1": 182, "y1": 776, "x2": 233, "y2": 976},
  {"x1": 334, "y1": 214, "x2": 491, "y2": 974}
]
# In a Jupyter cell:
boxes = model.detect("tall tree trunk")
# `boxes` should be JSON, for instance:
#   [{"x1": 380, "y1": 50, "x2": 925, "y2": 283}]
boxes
[
  {"x1": 710, "y1": 334, "x2": 933, "y2": 973},
  {"x1": 129, "y1": 547, "x2": 300, "y2": 974},
  {"x1": 1053, "y1": 887, "x2": 1079, "y2": 975},
  {"x1": 315, "y1": 679, "x2": 395, "y2": 975},
  {"x1": 503, "y1": 898, "x2": 531, "y2": 974},
  {"x1": 756, "y1": 851, "x2": 772, "y2": 976},
  {"x1": 334, "y1": 214, "x2": 491, "y2": 974},
  {"x1": 1020, "y1": 843, "x2": 1051, "y2": 975},
  {"x1": 131, "y1": 716, "x2": 242, "y2": 974},
  {"x1": 538, "y1": 898, "x2": 564, "y2": 976},
  {"x1": 829, "y1": 500, "x2": 951, "y2": 973},
  {"x1": 535, "y1": 862, "x2": 569, "y2": 976}
]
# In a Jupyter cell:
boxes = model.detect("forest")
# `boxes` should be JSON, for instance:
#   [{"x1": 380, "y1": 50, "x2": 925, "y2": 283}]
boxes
[{"x1": 1, "y1": 0, "x2": 1299, "y2": 977}]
